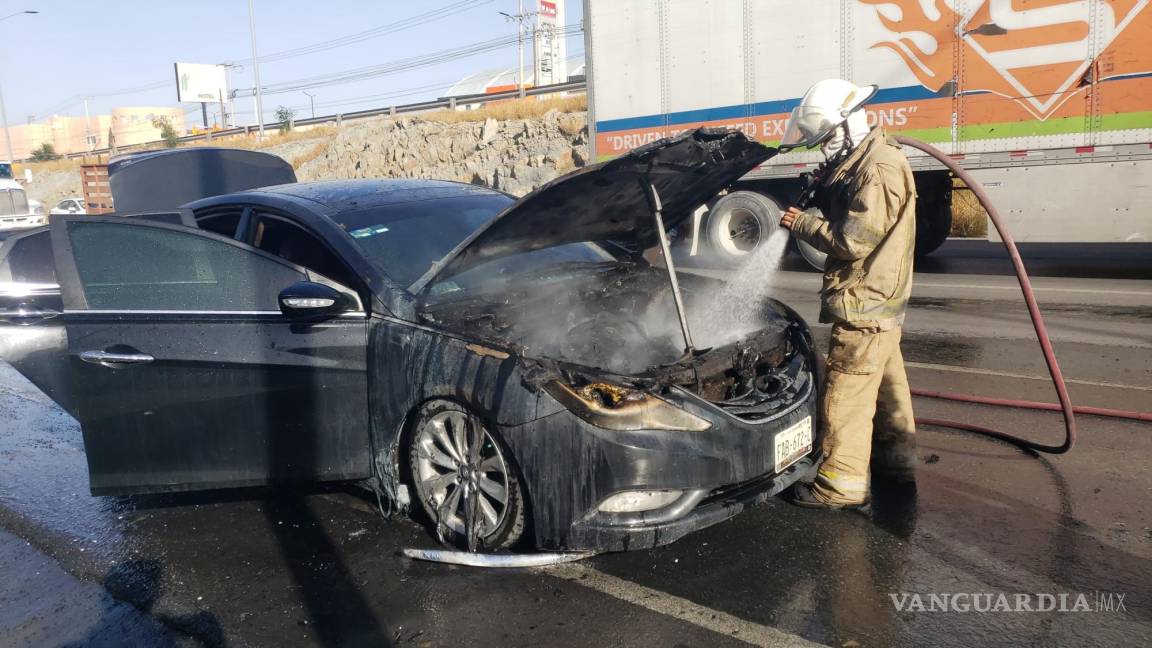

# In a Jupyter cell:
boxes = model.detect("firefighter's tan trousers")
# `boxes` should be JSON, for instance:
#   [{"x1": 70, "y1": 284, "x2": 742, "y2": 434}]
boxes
[{"x1": 812, "y1": 323, "x2": 917, "y2": 505}]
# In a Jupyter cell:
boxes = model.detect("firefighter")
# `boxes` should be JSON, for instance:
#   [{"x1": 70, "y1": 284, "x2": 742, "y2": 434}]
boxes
[{"x1": 777, "y1": 79, "x2": 918, "y2": 509}]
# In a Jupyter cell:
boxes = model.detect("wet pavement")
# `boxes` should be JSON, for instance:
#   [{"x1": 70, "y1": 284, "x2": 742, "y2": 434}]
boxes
[{"x1": 2, "y1": 248, "x2": 1151, "y2": 647}]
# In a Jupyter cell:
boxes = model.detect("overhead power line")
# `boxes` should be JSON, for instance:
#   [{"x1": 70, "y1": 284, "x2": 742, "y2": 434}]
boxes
[
  {"x1": 226, "y1": 0, "x2": 495, "y2": 66},
  {"x1": 238, "y1": 23, "x2": 582, "y2": 98},
  {"x1": 29, "y1": 0, "x2": 495, "y2": 118}
]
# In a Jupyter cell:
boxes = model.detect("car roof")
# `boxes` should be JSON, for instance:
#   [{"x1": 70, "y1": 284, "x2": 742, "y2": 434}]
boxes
[{"x1": 246, "y1": 179, "x2": 506, "y2": 212}]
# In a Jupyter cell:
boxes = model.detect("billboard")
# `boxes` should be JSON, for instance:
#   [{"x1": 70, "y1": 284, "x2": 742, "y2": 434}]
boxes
[
  {"x1": 534, "y1": 0, "x2": 566, "y2": 86},
  {"x1": 174, "y1": 63, "x2": 228, "y2": 103}
]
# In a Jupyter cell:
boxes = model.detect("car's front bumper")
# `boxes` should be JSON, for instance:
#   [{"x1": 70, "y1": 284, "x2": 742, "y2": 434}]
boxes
[
  {"x1": 501, "y1": 371, "x2": 821, "y2": 552},
  {"x1": 567, "y1": 453, "x2": 819, "y2": 552}
]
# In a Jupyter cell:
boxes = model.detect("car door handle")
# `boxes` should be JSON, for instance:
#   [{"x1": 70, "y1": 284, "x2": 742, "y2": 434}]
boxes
[{"x1": 79, "y1": 350, "x2": 155, "y2": 367}]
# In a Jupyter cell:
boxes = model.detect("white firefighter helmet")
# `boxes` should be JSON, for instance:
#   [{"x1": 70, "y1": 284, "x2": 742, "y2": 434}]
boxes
[{"x1": 780, "y1": 79, "x2": 878, "y2": 151}]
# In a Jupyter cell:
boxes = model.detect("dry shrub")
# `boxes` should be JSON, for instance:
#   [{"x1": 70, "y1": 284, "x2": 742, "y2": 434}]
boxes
[
  {"x1": 16, "y1": 157, "x2": 86, "y2": 175},
  {"x1": 181, "y1": 125, "x2": 339, "y2": 151},
  {"x1": 420, "y1": 94, "x2": 587, "y2": 124},
  {"x1": 291, "y1": 142, "x2": 330, "y2": 169},
  {"x1": 950, "y1": 179, "x2": 988, "y2": 238}
]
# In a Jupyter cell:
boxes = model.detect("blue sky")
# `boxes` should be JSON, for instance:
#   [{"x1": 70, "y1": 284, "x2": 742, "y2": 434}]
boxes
[{"x1": 0, "y1": 0, "x2": 583, "y2": 128}]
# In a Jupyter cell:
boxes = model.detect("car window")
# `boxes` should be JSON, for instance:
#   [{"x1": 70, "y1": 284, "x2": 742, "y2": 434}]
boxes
[
  {"x1": 66, "y1": 221, "x2": 305, "y2": 311},
  {"x1": 253, "y1": 214, "x2": 361, "y2": 290},
  {"x1": 196, "y1": 209, "x2": 244, "y2": 238},
  {"x1": 0, "y1": 230, "x2": 55, "y2": 284},
  {"x1": 333, "y1": 192, "x2": 514, "y2": 286},
  {"x1": 56, "y1": 200, "x2": 72, "y2": 210}
]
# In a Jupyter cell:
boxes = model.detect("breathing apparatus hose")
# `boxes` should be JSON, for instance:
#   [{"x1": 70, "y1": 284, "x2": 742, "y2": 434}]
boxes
[{"x1": 885, "y1": 136, "x2": 1151, "y2": 453}]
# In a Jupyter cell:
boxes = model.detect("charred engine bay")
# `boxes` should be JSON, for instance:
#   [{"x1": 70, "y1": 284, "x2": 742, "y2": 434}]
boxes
[{"x1": 419, "y1": 262, "x2": 807, "y2": 408}]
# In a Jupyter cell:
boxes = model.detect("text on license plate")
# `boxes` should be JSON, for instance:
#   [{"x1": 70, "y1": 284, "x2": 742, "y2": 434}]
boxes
[{"x1": 774, "y1": 416, "x2": 813, "y2": 473}]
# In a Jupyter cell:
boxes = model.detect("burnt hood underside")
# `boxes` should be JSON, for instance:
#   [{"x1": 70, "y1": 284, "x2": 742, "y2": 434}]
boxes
[{"x1": 412, "y1": 128, "x2": 776, "y2": 291}]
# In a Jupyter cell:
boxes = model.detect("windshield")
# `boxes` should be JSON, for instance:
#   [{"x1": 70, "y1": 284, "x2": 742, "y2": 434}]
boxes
[
  {"x1": 429, "y1": 242, "x2": 615, "y2": 297},
  {"x1": 334, "y1": 192, "x2": 514, "y2": 286},
  {"x1": 333, "y1": 190, "x2": 617, "y2": 292}
]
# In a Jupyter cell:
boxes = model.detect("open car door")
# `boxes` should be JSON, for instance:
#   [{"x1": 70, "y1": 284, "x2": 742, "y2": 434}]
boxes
[{"x1": 50, "y1": 216, "x2": 371, "y2": 495}]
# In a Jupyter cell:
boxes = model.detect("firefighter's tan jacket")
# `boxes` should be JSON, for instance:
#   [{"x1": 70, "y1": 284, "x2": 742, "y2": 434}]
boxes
[{"x1": 790, "y1": 127, "x2": 917, "y2": 330}]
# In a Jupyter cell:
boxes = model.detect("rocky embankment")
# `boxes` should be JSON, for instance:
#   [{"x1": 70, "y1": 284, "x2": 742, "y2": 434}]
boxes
[{"x1": 24, "y1": 109, "x2": 589, "y2": 208}]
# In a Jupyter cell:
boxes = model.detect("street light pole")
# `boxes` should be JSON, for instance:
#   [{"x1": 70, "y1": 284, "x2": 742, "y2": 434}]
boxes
[
  {"x1": 302, "y1": 91, "x2": 315, "y2": 119},
  {"x1": 0, "y1": 10, "x2": 38, "y2": 163},
  {"x1": 247, "y1": 0, "x2": 265, "y2": 140},
  {"x1": 500, "y1": 3, "x2": 537, "y2": 97}
]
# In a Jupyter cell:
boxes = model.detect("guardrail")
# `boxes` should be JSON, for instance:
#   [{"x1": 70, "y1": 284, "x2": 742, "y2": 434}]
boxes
[{"x1": 63, "y1": 79, "x2": 587, "y2": 161}]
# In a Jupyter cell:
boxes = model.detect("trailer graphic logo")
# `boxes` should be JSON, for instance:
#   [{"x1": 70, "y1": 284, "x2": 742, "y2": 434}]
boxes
[{"x1": 860, "y1": 0, "x2": 1151, "y2": 120}]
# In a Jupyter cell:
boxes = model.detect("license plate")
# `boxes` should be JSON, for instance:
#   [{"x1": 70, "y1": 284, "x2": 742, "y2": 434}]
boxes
[{"x1": 774, "y1": 416, "x2": 813, "y2": 473}]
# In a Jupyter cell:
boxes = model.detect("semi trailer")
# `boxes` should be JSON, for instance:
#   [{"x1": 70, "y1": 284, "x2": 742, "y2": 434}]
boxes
[{"x1": 582, "y1": 0, "x2": 1152, "y2": 267}]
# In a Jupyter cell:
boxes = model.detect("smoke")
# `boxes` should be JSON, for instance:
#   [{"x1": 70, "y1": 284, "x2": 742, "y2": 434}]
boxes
[
  {"x1": 425, "y1": 230, "x2": 792, "y2": 376},
  {"x1": 689, "y1": 229, "x2": 791, "y2": 348}
]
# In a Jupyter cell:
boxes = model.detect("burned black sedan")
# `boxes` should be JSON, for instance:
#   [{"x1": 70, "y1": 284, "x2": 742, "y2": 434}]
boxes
[{"x1": 2, "y1": 130, "x2": 818, "y2": 552}]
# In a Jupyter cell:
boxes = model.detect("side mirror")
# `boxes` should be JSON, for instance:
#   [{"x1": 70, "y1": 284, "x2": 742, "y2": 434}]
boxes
[{"x1": 278, "y1": 281, "x2": 351, "y2": 318}]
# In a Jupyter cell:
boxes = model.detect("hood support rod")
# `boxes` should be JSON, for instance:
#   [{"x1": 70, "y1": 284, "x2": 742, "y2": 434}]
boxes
[{"x1": 645, "y1": 182, "x2": 695, "y2": 355}]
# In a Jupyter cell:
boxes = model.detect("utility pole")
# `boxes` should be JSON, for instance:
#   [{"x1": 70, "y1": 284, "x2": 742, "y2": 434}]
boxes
[
  {"x1": 83, "y1": 97, "x2": 93, "y2": 151},
  {"x1": 0, "y1": 83, "x2": 14, "y2": 164},
  {"x1": 302, "y1": 91, "x2": 315, "y2": 118},
  {"x1": 221, "y1": 63, "x2": 242, "y2": 128},
  {"x1": 0, "y1": 10, "x2": 39, "y2": 162},
  {"x1": 500, "y1": 1, "x2": 537, "y2": 96},
  {"x1": 247, "y1": 0, "x2": 265, "y2": 140}
]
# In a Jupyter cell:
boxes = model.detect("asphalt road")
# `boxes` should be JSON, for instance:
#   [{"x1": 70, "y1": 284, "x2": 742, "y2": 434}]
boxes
[{"x1": 1, "y1": 245, "x2": 1150, "y2": 647}]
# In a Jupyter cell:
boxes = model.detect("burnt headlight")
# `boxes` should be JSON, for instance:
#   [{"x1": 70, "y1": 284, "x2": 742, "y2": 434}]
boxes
[{"x1": 544, "y1": 381, "x2": 712, "y2": 432}]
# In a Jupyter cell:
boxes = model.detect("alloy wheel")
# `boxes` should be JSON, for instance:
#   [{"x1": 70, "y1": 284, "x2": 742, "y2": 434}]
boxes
[{"x1": 412, "y1": 408, "x2": 513, "y2": 551}]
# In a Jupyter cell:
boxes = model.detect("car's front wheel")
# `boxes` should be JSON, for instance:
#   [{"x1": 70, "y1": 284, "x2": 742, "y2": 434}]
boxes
[{"x1": 408, "y1": 400, "x2": 526, "y2": 551}]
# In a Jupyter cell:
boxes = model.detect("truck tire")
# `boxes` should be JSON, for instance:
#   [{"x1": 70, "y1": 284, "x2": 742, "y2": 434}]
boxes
[
  {"x1": 914, "y1": 175, "x2": 953, "y2": 258},
  {"x1": 704, "y1": 191, "x2": 781, "y2": 267}
]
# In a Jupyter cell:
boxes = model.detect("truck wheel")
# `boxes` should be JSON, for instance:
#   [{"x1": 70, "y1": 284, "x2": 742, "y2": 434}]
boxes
[
  {"x1": 915, "y1": 182, "x2": 953, "y2": 258},
  {"x1": 704, "y1": 191, "x2": 781, "y2": 267},
  {"x1": 912, "y1": 191, "x2": 949, "y2": 257}
]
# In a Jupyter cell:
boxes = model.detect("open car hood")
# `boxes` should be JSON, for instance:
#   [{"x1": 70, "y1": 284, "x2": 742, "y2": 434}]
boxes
[{"x1": 410, "y1": 128, "x2": 775, "y2": 293}]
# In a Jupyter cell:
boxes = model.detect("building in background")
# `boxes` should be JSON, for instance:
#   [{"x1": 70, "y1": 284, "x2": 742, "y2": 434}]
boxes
[
  {"x1": 534, "y1": 0, "x2": 567, "y2": 87},
  {"x1": 446, "y1": 55, "x2": 585, "y2": 109},
  {"x1": 110, "y1": 107, "x2": 186, "y2": 148},
  {"x1": 4, "y1": 115, "x2": 111, "y2": 160},
  {"x1": 1, "y1": 107, "x2": 186, "y2": 160}
]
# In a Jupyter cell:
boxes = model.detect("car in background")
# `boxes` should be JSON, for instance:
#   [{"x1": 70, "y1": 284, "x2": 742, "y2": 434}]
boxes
[
  {"x1": 0, "y1": 133, "x2": 820, "y2": 553},
  {"x1": 49, "y1": 198, "x2": 86, "y2": 216},
  {"x1": 0, "y1": 179, "x2": 44, "y2": 230}
]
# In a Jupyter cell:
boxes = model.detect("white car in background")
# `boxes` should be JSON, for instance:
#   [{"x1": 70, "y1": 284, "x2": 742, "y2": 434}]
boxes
[{"x1": 49, "y1": 198, "x2": 86, "y2": 216}]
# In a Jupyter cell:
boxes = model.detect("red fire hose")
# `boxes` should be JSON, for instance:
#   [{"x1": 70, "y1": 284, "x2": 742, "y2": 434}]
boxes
[{"x1": 893, "y1": 135, "x2": 1152, "y2": 454}]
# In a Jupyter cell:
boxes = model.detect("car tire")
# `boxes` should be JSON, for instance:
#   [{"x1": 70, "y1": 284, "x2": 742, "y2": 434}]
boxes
[
  {"x1": 704, "y1": 191, "x2": 781, "y2": 268},
  {"x1": 407, "y1": 400, "x2": 526, "y2": 551}
]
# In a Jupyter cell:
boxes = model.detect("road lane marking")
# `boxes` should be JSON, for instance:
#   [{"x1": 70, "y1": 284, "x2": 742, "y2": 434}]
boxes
[
  {"x1": 905, "y1": 361, "x2": 1152, "y2": 392},
  {"x1": 543, "y1": 563, "x2": 824, "y2": 648}
]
